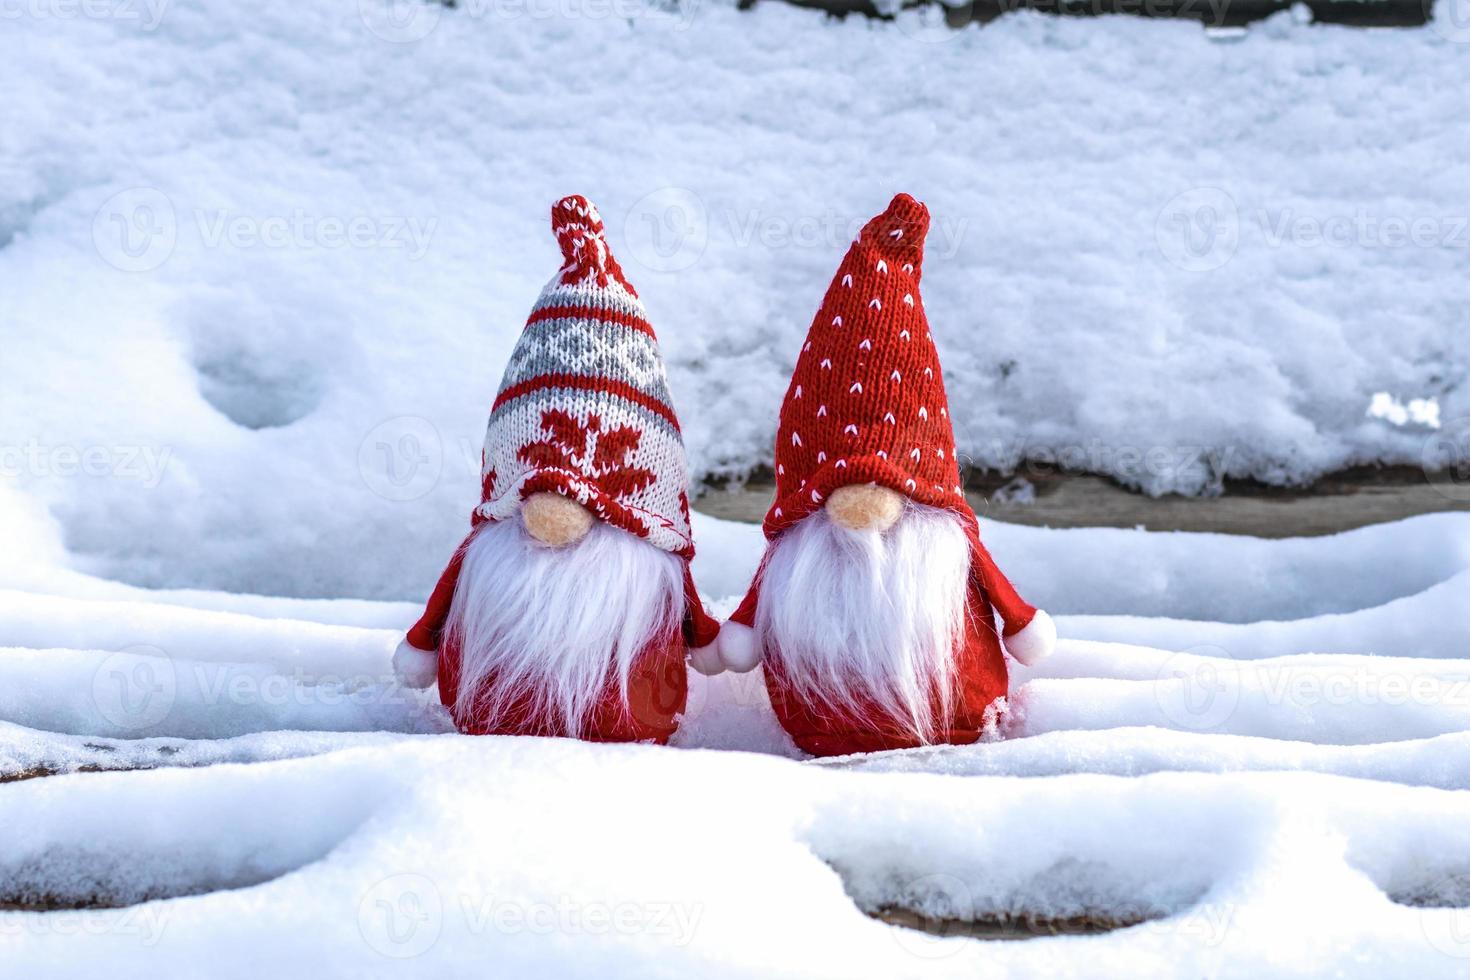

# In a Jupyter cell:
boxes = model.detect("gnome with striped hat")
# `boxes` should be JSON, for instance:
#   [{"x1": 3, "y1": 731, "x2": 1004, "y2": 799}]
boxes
[
  {"x1": 717, "y1": 193, "x2": 1055, "y2": 757},
  {"x1": 394, "y1": 195, "x2": 722, "y2": 743}
]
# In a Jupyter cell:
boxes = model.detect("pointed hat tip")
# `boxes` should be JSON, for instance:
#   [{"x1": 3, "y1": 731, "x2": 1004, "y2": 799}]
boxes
[
  {"x1": 551, "y1": 194, "x2": 607, "y2": 264},
  {"x1": 883, "y1": 192, "x2": 929, "y2": 228},
  {"x1": 548, "y1": 194, "x2": 636, "y2": 294},
  {"x1": 858, "y1": 193, "x2": 930, "y2": 270}
]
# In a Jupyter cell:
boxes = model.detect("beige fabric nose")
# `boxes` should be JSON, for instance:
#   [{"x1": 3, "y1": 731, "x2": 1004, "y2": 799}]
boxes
[
  {"x1": 521, "y1": 492, "x2": 595, "y2": 547},
  {"x1": 825, "y1": 483, "x2": 904, "y2": 533}
]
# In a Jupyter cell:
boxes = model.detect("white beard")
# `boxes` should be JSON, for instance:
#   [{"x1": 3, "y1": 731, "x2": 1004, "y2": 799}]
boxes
[
  {"x1": 445, "y1": 517, "x2": 684, "y2": 736},
  {"x1": 756, "y1": 504, "x2": 972, "y2": 743}
]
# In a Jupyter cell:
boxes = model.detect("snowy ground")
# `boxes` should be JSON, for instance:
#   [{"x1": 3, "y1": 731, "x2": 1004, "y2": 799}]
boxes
[
  {"x1": 3, "y1": 507, "x2": 1470, "y2": 975},
  {"x1": 4, "y1": 0, "x2": 1470, "y2": 602},
  {"x1": 5, "y1": 0, "x2": 1470, "y2": 974}
]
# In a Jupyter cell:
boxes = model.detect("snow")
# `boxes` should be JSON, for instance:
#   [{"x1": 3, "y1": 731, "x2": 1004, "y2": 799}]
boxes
[
  {"x1": 3, "y1": 0, "x2": 1469, "y2": 602},
  {"x1": 821, "y1": 727, "x2": 1470, "y2": 790},
  {"x1": 2, "y1": 501, "x2": 1469, "y2": 973},
  {"x1": 6, "y1": 744, "x2": 1470, "y2": 976},
  {"x1": 3, "y1": 0, "x2": 1470, "y2": 973},
  {"x1": 1013, "y1": 650, "x2": 1470, "y2": 744}
]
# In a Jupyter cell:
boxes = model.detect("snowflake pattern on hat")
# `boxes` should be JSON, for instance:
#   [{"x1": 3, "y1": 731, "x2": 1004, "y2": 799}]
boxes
[{"x1": 477, "y1": 195, "x2": 694, "y2": 557}]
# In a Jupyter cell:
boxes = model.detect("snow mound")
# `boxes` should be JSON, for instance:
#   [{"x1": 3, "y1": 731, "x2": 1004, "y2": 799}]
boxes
[
  {"x1": 1, "y1": 756, "x2": 388, "y2": 910},
  {"x1": 3, "y1": 2, "x2": 1468, "y2": 599},
  {"x1": 0, "y1": 510, "x2": 1467, "y2": 973},
  {"x1": 5, "y1": 743, "x2": 1470, "y2": 975},
  {"x1": 0, "y1": 512, "x2": 1465, "y2": 747}
]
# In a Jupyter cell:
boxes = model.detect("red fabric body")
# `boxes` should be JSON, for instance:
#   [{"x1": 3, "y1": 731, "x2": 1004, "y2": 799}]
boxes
[
  {"x1": 763, "y1": 589, "x2": 1008, "y2": 757},
  {"x1": 435, "y1": 629, "x2": 688, "y2": 744},
  {"x1": 407, "y1": 528, "x2": 719, "y2": 742},
  {"x1": 728, "y1": 526, "x2": 1027, "y2": 757},
  {"x1": 721, "y1": 193, "x2": 1043, "y2": 756},
  {"x1": 401, "y1": 194, "x2": 718, "y2": 742}
]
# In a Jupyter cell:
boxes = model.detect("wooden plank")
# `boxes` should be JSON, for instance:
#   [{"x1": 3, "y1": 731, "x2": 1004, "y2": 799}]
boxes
[
  {"x1": 694, "y1": 465, "x2": 1470, "y2": 537},
  {"x1": 763, "y1": 0, "x2": 1432, "y2": 29}
]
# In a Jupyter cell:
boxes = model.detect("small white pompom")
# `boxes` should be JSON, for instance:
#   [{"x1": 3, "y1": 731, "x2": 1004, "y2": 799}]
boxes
[
  {"x1": 393, "y1": 638, "x2": 439, "y2": 689},
  {"x1": 717, "y1": 621, "x2": 763, "y2": 673},
  {"x1": 1003, "y1": 610, "x2": 1057, "y2": 666},
  {"x1": 688, "y1": 641, "x2": 725, "y2": 677}
]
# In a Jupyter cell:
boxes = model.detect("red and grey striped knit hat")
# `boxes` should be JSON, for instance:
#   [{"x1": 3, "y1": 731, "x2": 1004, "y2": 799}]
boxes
[
  {"x1": 764, "y1": 193, "x2": 967, "y2": 540},
  {"x1": 476, "y1": 195, "x2": 695, "y2": 558}
]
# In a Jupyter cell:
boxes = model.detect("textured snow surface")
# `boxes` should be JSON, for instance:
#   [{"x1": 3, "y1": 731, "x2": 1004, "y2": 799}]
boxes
[
  {"x1": 3, "y1": 0, "x2": 1469, "y2": 600},
  {"x1": 3, "y1": 505, "x2": 1470, "y2": 975},
  {"x1": 4, "y1": 1, "x2": 1470, "y2": 972}
]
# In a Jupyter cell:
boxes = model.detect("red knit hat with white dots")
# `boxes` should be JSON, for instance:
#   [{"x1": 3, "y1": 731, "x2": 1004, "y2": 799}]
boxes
[{"x1": 763, "y1": 193, "x2": 965, "y2": 539}]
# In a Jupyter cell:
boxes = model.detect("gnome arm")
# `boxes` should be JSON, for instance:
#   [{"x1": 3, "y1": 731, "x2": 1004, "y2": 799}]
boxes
[
  {"x1": 405, "y1": 535, "x2": 470, "y2": 652},
  {"x1": 681, "y1": 563, "x2": 721, "y2": 649},
  {"x1": 713, "y1": 561, "x2": 765, "y2": 673},
  {"x1": 967, "y1": 528, "x2": 1056, "y2": 666},
  {"x1": 682, "y1": 563, "x2": 727, "y2": 677},
  {"x1": 728, "y1": 577, "x2": 760, "y2": 630}
]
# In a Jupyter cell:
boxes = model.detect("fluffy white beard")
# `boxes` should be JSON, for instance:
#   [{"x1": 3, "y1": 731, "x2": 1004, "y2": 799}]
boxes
[
  {"x1": 756, "y1": 504, "x2": 972, "y2": 743},
  {"x1": 445, "y1": 517, "x2": 684, "y2": 736}
]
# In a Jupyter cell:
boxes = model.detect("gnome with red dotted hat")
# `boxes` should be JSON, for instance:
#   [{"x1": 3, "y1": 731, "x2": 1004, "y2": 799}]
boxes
[
  {"x1": 393, "y1": 195, "x2": 723, "y2": 743},
  {"x1": 717, "y1": 193, "x2": 1055, "y2": 757}
]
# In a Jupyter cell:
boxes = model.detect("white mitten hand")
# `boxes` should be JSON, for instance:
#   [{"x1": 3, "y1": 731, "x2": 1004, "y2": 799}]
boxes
[
  {"x1": 717, "y1": 621, "x2": 762, "y2": 674},
  {"x1": 393, "y1": 638, "x2": 439, "y2": 689},
  {"x1": 688, "y1": 641, "x2": 725, "y2": 677},
  {"x1": 1003, "y1": 610, "x2": 1057, "y2": 666}
]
